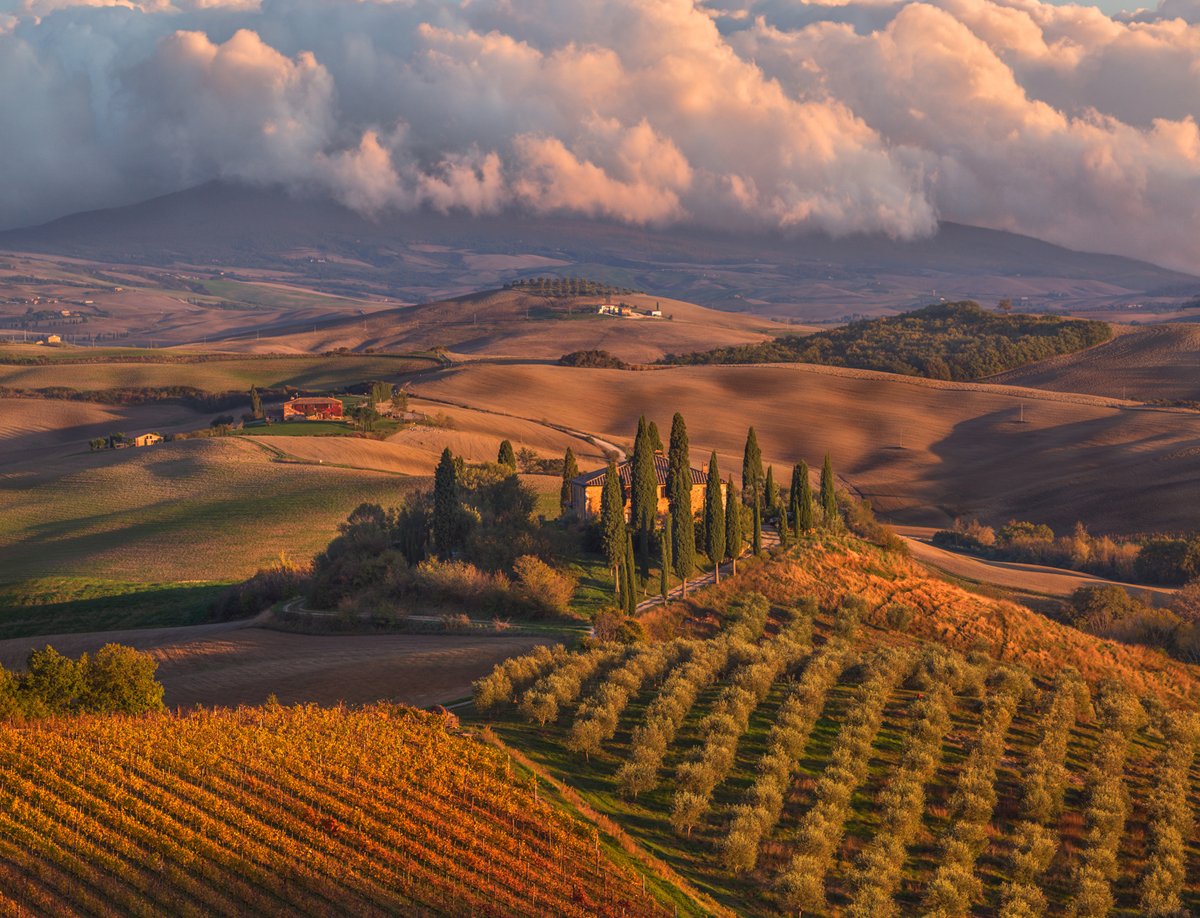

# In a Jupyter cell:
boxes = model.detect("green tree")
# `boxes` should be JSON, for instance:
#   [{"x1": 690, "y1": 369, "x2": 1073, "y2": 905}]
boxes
[
  {"x1": 630, "y1": 416, "x2": 658, "y2": 561},
  {"x1": 433, "y1": 448, "x2": 459, "y2": 557},
  {"x1": 249, "y1": 386, "x2": 263, "y2": 419},
  {"x1": 391, "y1": 388, "x2": 409, "y2": 414},
  {"x1": 600, "y1": 460, "x2": 626, "y2": 595},
  {"x1": 660, "y1": 516, "x2": 673, "y2": 602},
  {"x1": 752, "y1": 501, "x2": 763, "y2": 556},
  {"x1": 742, "y1": 426, "x2": 764, "y2": 507},
  {"x1": 704, "y1": 452, "x2": 726, "y2": 583},
  {"x1": 81, "y1": 644, "x2": 164, "y2": 714},
  {"x1": 667, "y1": 413, "x2": 695, "y2": 595},
  {"x1": 796, "y1": 461, "x2": 815, "y2": 533},
  {"x1": 22, "y1": 646, "x2": 83, "y2": 714},
  {"x1": 777, "y1": 499, "x2": 790, "y2": 548},
  {"x1": 624, "y1": 530, "x2": 639, "y2": 615},
  {"x1": 370, "y1": 380, "x2": 393, "y2": 407},
  {"x1": 0, "y1": 666, "x2": 21, "y2": 718},
  {"x1": 820, "y1": 453, "x2": 839, "y2": 528},
  {"x1": 560, "y1": 447, "x2": 579, "y2": 514},
  {"x1": 497, "y1": 439, "x2": 516, "y2": 469},
  {"x1": 764, "y1": 464, "x2": 779, "y2": 514},
  {"x1": 647, "y1": 420, "x2": 664, "y2": 453},
  {"x1": 725, "y1": 476, "x2": 744, "y2": 575}
]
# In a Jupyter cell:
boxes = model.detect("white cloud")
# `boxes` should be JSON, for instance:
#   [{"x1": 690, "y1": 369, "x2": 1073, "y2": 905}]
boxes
[{"x1": 2, "y1": 0, "x2": 1200, "y2": 270}]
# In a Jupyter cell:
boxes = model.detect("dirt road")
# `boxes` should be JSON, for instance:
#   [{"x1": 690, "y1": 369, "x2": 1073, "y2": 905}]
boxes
[{"x1": 896, "y1": 526, "x2": 1176, "y2": 607}]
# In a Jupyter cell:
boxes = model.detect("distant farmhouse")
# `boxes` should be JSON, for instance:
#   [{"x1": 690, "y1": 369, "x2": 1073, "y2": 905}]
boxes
[
  {"x1": 131, "y1": 433, "x2": 162, "y2": 447},
  {"x1": 571, "y1": 453, "x2": 724, "y2": 520},
  {"x1": 283, "y1": 396, "x2": 344, "y2": 421}
]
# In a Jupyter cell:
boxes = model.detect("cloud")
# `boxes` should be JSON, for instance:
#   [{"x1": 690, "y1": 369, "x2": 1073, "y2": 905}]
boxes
[{"x1": 3, "y1": 0, "x2": 1200, "y2": 270}]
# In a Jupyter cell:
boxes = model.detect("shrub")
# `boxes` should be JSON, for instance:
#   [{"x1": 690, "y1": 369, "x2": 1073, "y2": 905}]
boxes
[{"x1": 512, "y1": 555, "x2": 577, "y2": 616}]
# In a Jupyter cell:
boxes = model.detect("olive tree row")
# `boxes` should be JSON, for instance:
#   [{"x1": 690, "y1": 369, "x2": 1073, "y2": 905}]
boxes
[
  {"x1": 774, "y1": 646, "x2": 915, "y2": 914},
  {"x1": 617, "y1": 594, "x2": 772, "y2": 797},
  {"x1": 473, "y1": 643, "x2": 570, "y2": 712},
  {"x1": 720, "y1": 612, "x2": 861, "y2": 872},
  {"x1": 519, "y1": 643, "x2": 628, "y2": 727},
  {"x1": 1138, "y1": 710, "x2": 1200, "y2": 916},
  {"x1": 999, "y1": 670, "x2": 1090, "y2": 918},
  {"x1": 846, "y1": 649, "x2": 970, "y2": 918},
  {"x1": 671, "y1": 603, "x2": 816, "y2": 836},
  {"x1": 921, "y1": 668, "x2": 1030, "y2": 918},
  {"x1": 567, "y1": 639, "x2": 690, "y2": 758}
]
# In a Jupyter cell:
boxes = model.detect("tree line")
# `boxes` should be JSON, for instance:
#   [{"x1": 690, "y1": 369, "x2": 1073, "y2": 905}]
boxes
[
  {"x1": 663, "y1": 302, "x2": 1112, "y2": 381},
  {"x1": 0, "y1": 643, "x2": 164, "y2": 718}
]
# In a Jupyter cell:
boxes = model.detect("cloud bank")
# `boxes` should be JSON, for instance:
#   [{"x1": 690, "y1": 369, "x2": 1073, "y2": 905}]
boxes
[{"x1": 3, "y1": 0, "x2": 1200, "y2": 270}]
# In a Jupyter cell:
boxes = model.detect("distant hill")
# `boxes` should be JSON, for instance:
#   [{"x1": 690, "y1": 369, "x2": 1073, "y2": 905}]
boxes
[{"x1": 1, "y1": 181, "x2": 1195, "y2": 322}]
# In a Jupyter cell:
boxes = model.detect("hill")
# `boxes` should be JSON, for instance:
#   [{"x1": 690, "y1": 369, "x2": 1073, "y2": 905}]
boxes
[
  {"x1": 0, "y1": 704, "x2": 668, "y2": 916},
  {"x1": 989, "y1": 323, "x2": 1200, "y2": 403},
  {"x1": 2, "y1": 181, "x2": 1195, "y2": 322},
  {"x1": 665, "y1": 302, "x2": 1112, "y2": 380},
  {"x1": 472, "y1": 535, "x2": 1200, "y2": 916},
  {"x1": 413, "y1": 361, "x2": 1200, "y2": 534}
]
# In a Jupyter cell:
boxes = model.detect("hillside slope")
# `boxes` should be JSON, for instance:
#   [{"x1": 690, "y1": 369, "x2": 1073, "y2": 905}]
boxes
[{"x1": 0, "y1": 705, "x2": 666, "y2": 916}]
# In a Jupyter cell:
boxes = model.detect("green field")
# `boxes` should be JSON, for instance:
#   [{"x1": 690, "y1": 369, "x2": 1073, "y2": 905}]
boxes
[
  {"x1": 0, "y1": 577, "x2": 229, "y2": 639},
  {"x1": 0, "y1": 437, "x2": 419, "y2": 583},
  {"x1": 200, "y1": 278, "x2": 375, "y2": 312},
  {"x1": 0, "y1": 353, "x2": 436, "y2": 392}
]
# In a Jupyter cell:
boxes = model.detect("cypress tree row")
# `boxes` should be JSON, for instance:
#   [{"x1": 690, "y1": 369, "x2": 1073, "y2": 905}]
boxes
[
  {"x1": 660, "y1": 516, "x2": 672, "y2": 602},
  {"x1": 797, "y1": 461, "x2": 815, "y2": 533},
  {"x1": 498, "y1": 439, "x2": 516, "y2": 469},
  {"x1": 629, "y1": 416, "x2": 658, "y2": 560},
  {"x1": 742, "y1": 426, "x2": 764, "y2": 507},
  {"x1": 600, "y1": 460, "x2": 625, "y2": 595},
  {"x1": 820, "y1": 453, "x2": 839, "y2": 527},
  {"x1": 704, "y1": 452, "x2": 725, "y2": 582},
  {"x1": 725, "y1": 476, "x2": 743, "y2": 575},
  {"x1": 433, "y1": 447, "x2": 458, "y2": 557},
  {"x1": 560, "y1": 447, "x2": 579, "y2": 514},
  {"x1": 668, "y1": 413, "x2": 695, "y2": 595},
  {"x1": 764, "y1": 465, "x2": 779, "y2": 513},
  {"x1": 647, "y1": 420, "x2": 664, "y2": 453}
]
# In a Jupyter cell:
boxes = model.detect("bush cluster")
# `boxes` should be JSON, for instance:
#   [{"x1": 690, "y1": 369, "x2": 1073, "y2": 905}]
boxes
[
  {"x1": 775, "y1": 646, "x2": 915, "y2": 914},
  {"x1": 473, "y1": 644, "x2": 570, "y2": 712},
  {"x1": 1067, "y1": 683, "x2": 1146, "y2": 917},
  {"x1": 0, "y1": 644, "x2": 164, "y2": 718},
  {"x1": 665, "y1": 302, "x2": 1111, "y2": 380},
  {"x1": 721, "y1": 606, "x2": 861, "y2": 872},
  {"x1": 518, "y1": 644, "x2": 627, "y2": 726},
  {"x1": 921, "y1": 670, "x2": 1029, "y2": 917},
  {"x1": 846, "y1": 650, "x2": 968, "y2": 918},
  {"x1": 567, "y1": 640, "x2": 687, "y2": 757},
  {"x1": 1138, "y1": 710, "x2": 1200, "y2": 916},
  {"x1": 616, "y1": 595, "x2": 771, "y2": 797},
  {"x1": 671, "y1": 603, "x2": 815, "y2": 836},
  {"x1": 557, "y1": 350, "x2": 631, "y2": 370}
]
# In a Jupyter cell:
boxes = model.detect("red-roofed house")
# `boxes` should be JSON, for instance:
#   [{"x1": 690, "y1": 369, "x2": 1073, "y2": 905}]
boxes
[{"x1": 570, "y1": 453, "x2": 723, "y2": 520}]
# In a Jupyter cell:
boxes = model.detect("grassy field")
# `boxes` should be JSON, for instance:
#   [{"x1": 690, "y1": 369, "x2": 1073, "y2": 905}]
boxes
[
  {"x1": 0, "y1": 352, "x2": 436, "y2": 392},
  {"x1": 200, "y1": 277, "x2": 377, "y2": 312},
  {"x1": 238, "y1": 420, "x2": 358, "y2": 437},
  {"x1": 0, "y1": 578, "x2": 228, "y2": 640},
  {"x1": 0, "y1": 437, "x2": 420, "y2": 583},
  {"x1": 470, "y1": 534, "x2": 1200, "y2": 916}
]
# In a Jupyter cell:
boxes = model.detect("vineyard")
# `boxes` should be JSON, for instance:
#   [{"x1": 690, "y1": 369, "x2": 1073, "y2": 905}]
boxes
[
  {"x1": 0, "y1": 705, "x2": 668, "y2": 917},
  {"x1": 474, "y1": 569, "x2": 1200, "y2": 916}
]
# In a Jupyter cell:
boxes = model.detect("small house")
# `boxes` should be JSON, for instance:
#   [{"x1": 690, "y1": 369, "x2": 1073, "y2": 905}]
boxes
[
  {"x1": 570, "y1": 454, "x2": 724, "y2": 521},
  {"x1": 132, "y1": 433, "x2": 162, "y2": 447},
  {"x1": 283, "y1": 396, "x2": 344, "y2": 421},
  {"x1": 45, "y1": 335, "x2": 61, "y2": 345}
]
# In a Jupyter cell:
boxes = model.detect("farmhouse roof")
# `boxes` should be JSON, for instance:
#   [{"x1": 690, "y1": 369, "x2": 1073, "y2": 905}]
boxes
[
  {"x1": 288, "y1": 396, "x2": 343, "y2": 405},
  {"x1": 573, "y1": 453, "x2": 708, "y2": 489}
]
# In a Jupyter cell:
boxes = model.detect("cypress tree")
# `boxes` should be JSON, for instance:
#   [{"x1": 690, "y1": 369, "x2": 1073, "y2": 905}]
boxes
[
  {"x1": 820, "y1": 453, "x2": 839, "y2": 527},
  {"x1": 560, "y1": 447, "x2": 579, "y2": 514},
  {"x1": 600, "y1": 460, "x2": 625, "y2": 595},
  {"x1": 660, "y1": 516, "x2": 672, "y2": 602},
  {"x1": 624, "y1": 529, "x2": 639, "y2": 615},
  {"x1": 667, "y1": 413, "x2": 695, "y2": 595},
  {"x1": 249, "y1": 386, "x2": 263, "y2": 419},
  {"x1": 725, "y1": 476, "x2": 743, "y2": 575},
  {"x1": 704, "y1": 452, "x2": 725, "y2": 583},
  {"x1": 742, "y1": 427, "x2": 764, "y2": 507},
  {"x1": 498, "y1": 439, "x2": 516, "y2": 469},
  {"x1": 764, "y1": 464, "x2": 779, "y2": 515},
  {"x1": 647, "y1": 420, "x2": 664, "y2": 453},
  {"x1": 777, "y1": 500, "x2": 790, "y2": 548},
  {"x1": 630, "y1": 416, "x2": 658, "y2": 561},
  {"x1": 433, "y1": 447, "x2": 458, "y2": 557},
  {"x1": 797, "y1": 461, "x2": 815, "y2": 532},
  {"x1": 789, "y1": 463, "x2": 804, "y2": 537},
  {"x1": 752, "y1": 500, "x2": 762, "y2": 556}
]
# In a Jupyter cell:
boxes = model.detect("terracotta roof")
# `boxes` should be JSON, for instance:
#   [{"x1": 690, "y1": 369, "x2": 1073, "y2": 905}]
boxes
[
  {"x1": 287, "y1": 397, "x2": 343, "y2": 405},
  {"x1": 573, "y1": 453, "x2": 708, "y2": 489}
]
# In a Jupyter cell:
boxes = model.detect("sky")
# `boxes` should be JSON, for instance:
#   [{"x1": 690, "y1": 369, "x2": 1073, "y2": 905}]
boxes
[{"x1": 2, "y1": 0, "x2": 1199, "y2": 271}]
